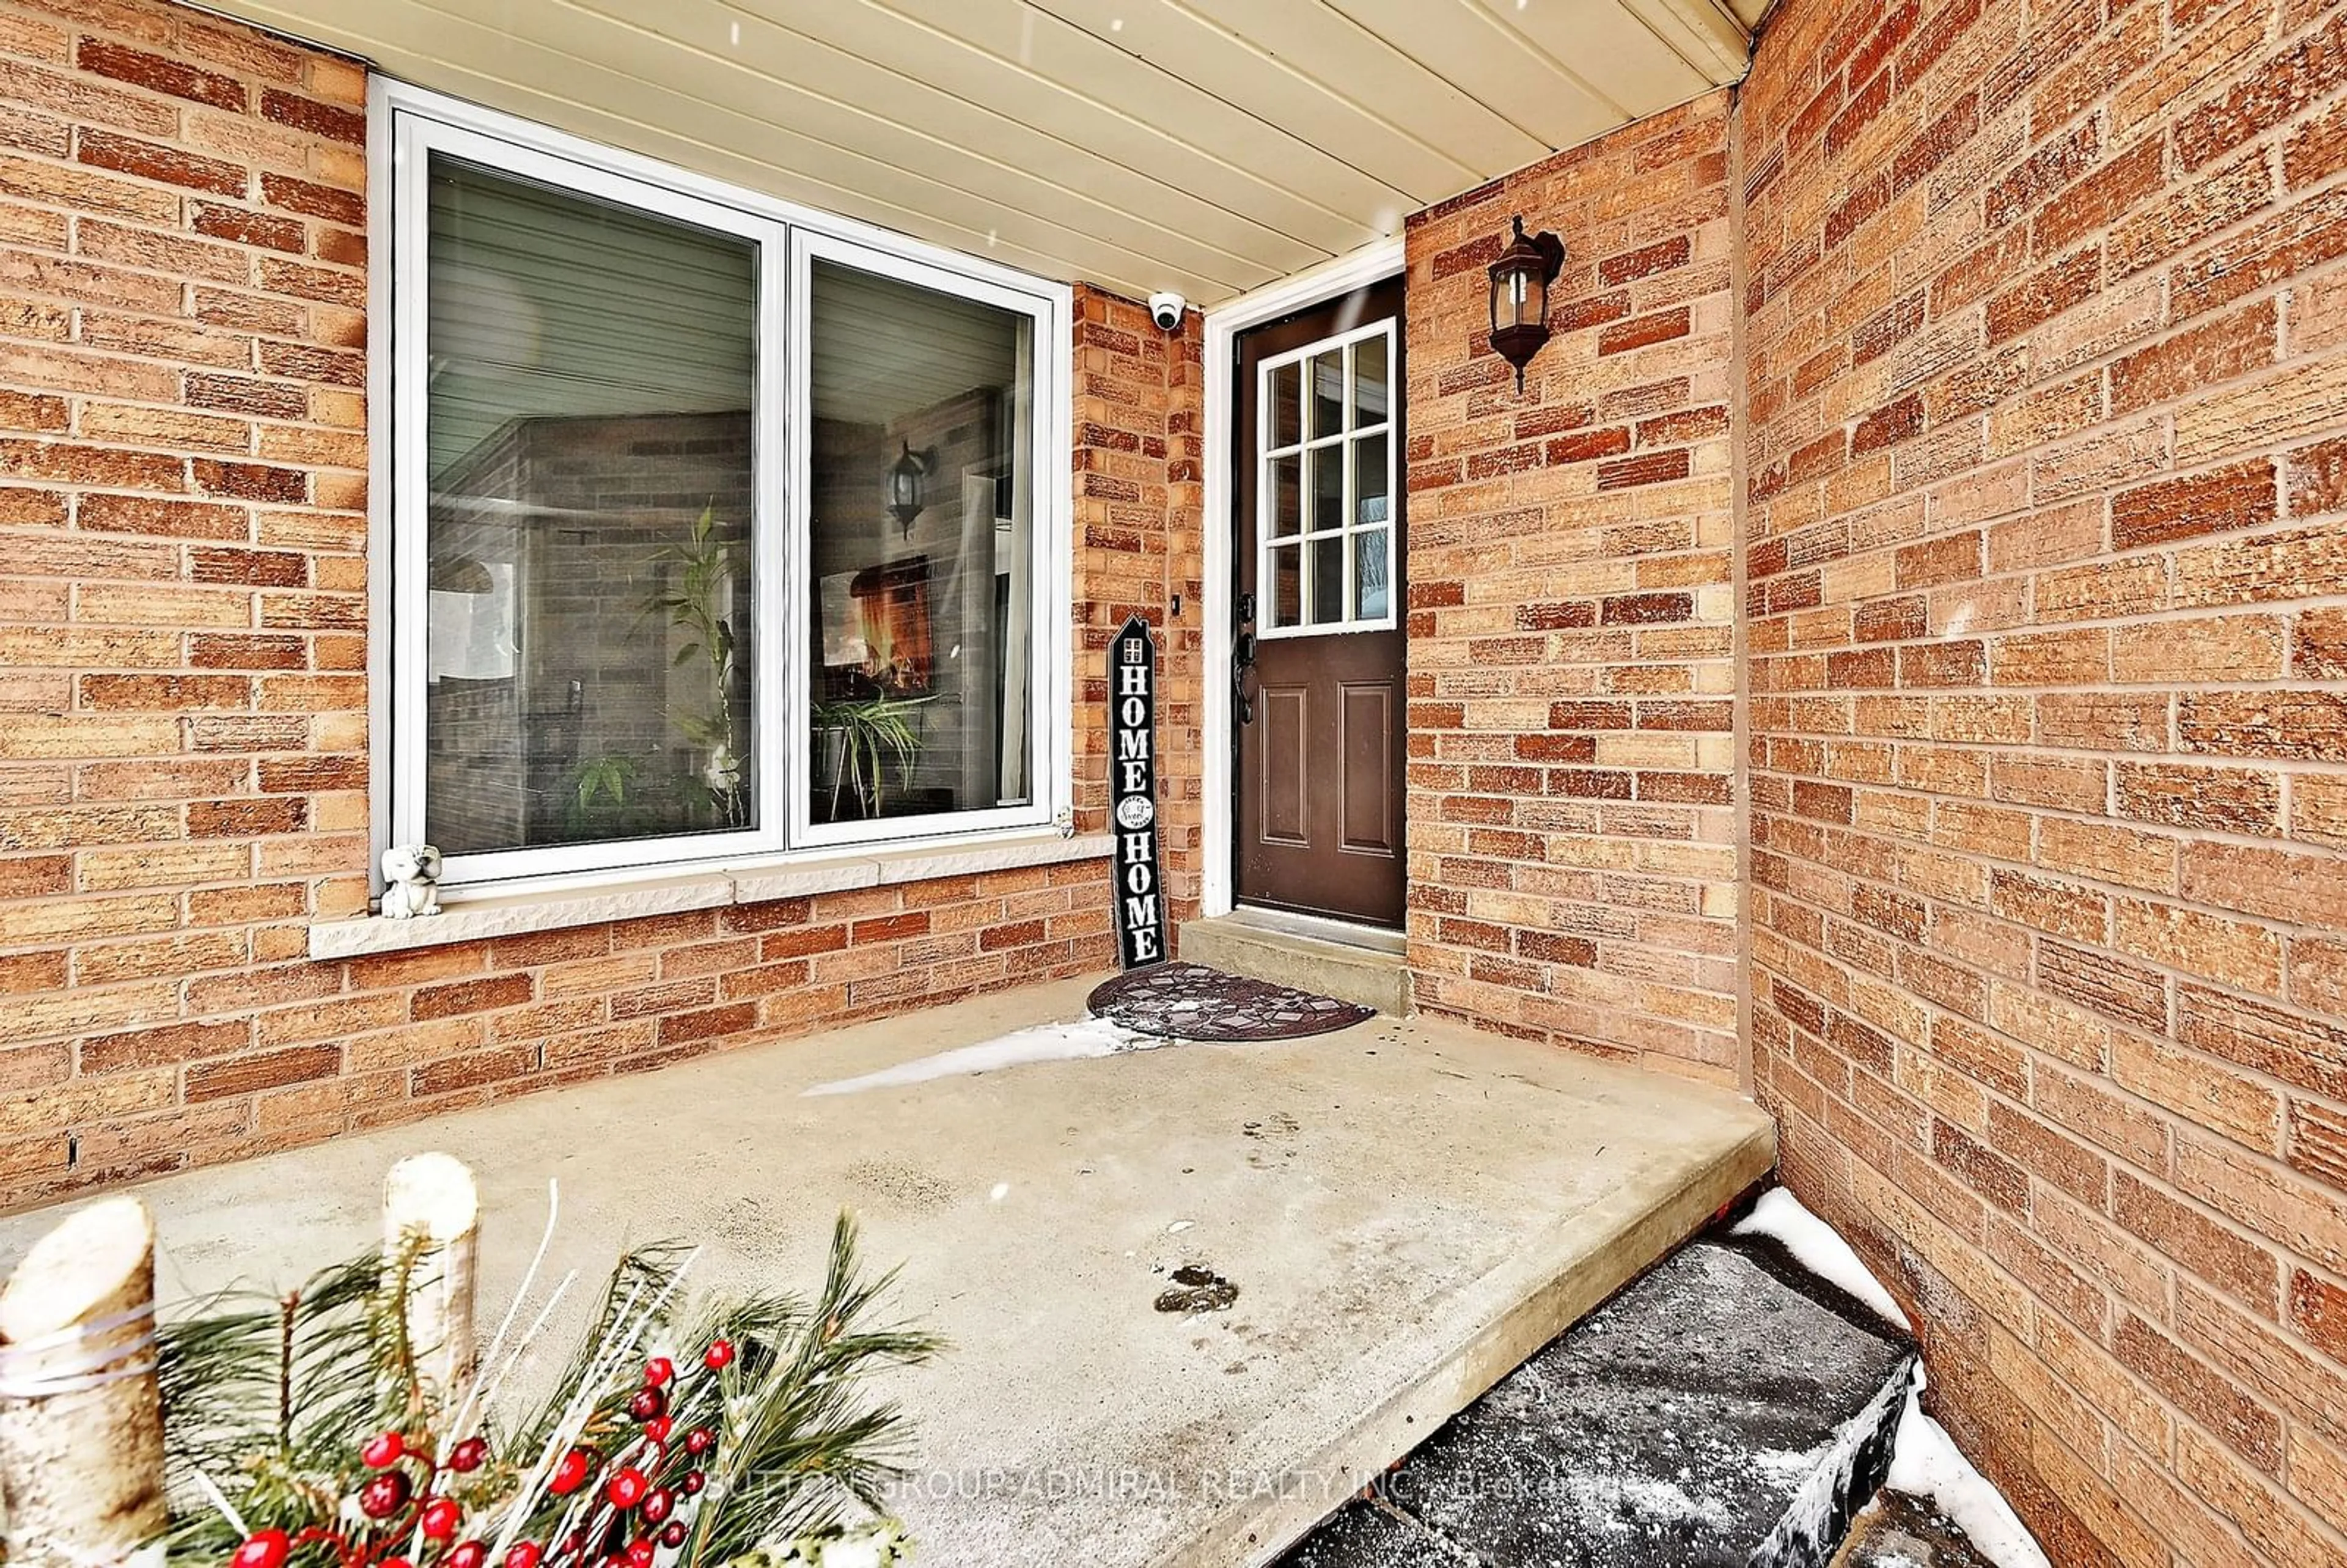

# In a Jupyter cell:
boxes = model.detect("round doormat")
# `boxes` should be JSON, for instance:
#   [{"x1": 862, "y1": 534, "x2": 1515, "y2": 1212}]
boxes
[{"x1": 1086, "y1": 962, "x2": 1374, "y2": 1041}]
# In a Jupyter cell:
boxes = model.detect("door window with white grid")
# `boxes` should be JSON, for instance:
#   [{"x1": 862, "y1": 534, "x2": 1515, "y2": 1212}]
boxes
[{"x1": 1256, "y1": 321, "x2": 1395, "y2": 636}]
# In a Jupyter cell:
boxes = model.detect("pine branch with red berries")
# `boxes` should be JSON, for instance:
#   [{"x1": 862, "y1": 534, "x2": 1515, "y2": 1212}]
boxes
[{"x1": 157, "y1": 1214, "x2": 937, "y2": 1568}]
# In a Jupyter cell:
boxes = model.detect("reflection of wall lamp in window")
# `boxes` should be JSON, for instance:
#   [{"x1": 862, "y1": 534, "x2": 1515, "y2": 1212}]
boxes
[{"x1": 887, "y1": 441, "x2": 936, "y2": 538}]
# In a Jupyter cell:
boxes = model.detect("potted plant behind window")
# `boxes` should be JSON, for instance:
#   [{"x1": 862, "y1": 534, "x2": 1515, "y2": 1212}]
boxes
[
  {"x1": 814, "y1": 689, "x2": 932, "y2": 821},
  {"x1": 641, "y1": 503, "x2": 749, "y2": 830}
]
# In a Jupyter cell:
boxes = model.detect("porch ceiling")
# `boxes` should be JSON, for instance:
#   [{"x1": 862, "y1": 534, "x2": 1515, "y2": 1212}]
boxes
[{"x1": 204, "y1": 0, "x2": 1759, "y2": 304}]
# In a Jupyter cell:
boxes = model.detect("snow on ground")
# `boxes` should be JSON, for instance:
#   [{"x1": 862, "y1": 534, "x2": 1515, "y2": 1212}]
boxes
[
  {"x1": 1885, "y1": 1382, "x2": 2052, "y2": 1568},
  {"x1": 1732, "y1": 1185, "x2": 1910, "y2": 1330},
  {"x1": 803, "y1": 1016, "x2": 1156, "y2": 1096},
  {"x1": 1736, "y1": 1187, "x2": 2051, "y2": 1568}
]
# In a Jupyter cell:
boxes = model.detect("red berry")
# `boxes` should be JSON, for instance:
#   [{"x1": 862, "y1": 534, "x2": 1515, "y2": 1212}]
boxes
[
  {"x1": 644, "y1": 1356, "x2": 674, "y2": 1387},
  {"x1": 702, "y1": 1339, "x2": 735, "y2": 1371},
  {"x1": 384, "y1": 1559, "x2": 413, "y2": 1568},
  {"x1": 625, "y1": 1542, "x2": 655, "y2": 1568},
  {"x1": 231, "y1": 1531, "x2": 291, "y2": 1568},
  {"x1": 362, "y1": 1430, "x2": 406, "y2": 1468},
  {"x1": 447, "y1": 1436, "x2": 489, "y2": 1473},
  {"x1": 680, "y1": 1470, "x2": 704, "y2": 1497},
  {"x1": 605, "y1": 1466, "x2": 650, "y2": 1510},
  {"x1": 639, "y1": 1487, "x2": 674, "y2": 1526},
  {"x1": 549, "y1": 1448, "x2": 595, "y2": 1496},
  {"x1": 626, "y1": 1386, "x2": 666, "y2": 1423},
  {"x1": 449, "y1": 1543, "x2": 488, "y2": 1568},
  {"x1": 659, "y1": 1523, "x2": 688, "y2": 1550},
  {"x1": 684, "y1": 1426, "x2": 716, "y2": 1457},
  {"x1": 421, "y1": 1497, "x2": 462, "y2": 1541},
  {"x1": 359, "y1": 1470, "x2": 412, "y2": 1520},
  {"x1": 505, "y1": 1544, "x2": 543, "y2": 1568},
  {"x1": 644, "y1": 1415, "x2": 674, "y2": 1445}
]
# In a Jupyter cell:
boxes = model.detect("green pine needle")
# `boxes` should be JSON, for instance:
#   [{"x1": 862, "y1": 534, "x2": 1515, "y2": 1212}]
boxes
[{"x1": 157, "y1": 1216, "x2": 938, "y2": 1567}]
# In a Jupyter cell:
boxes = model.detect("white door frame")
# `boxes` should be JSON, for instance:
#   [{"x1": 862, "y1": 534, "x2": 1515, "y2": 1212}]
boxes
[{"x1": 1200, "y1": 237, "x2": 1408, "y2": 920}]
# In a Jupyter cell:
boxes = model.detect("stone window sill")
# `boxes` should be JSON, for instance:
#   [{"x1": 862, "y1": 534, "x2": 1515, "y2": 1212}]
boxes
[{"x1": 307, "y1": 830, "x2": 1114, "y2": 961}]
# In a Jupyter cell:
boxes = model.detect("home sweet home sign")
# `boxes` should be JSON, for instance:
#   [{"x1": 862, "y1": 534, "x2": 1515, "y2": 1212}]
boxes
[{"x1": 1108, "y1": 615, "x2": 1167, "y2": 969}]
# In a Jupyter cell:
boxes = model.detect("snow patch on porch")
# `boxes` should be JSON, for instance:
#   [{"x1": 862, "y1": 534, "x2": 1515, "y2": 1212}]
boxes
[{"x1": 802, "y1": 1016, "x2": 1154, "y2": 1096}]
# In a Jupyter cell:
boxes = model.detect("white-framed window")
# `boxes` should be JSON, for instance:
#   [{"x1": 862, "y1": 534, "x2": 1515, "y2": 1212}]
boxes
[
  {"x1": 380, "y1": 84, "x2": 1071, "y2": 891},
  {"x1": 1255, "y1": 319, "x2": 1395, "y2": 637}
]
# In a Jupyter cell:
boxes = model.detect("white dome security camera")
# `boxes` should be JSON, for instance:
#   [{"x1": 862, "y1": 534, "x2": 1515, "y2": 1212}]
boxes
[{"x1": 1148, "y1": 291, "x2": 1186, "y2": 331}]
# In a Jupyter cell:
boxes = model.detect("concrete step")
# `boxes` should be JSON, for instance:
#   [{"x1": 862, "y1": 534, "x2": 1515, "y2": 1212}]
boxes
[
  {"x1": 1274, "y1": 1229, "x2": 1919, "y2": 1568},
  {"x1": 1177, "y1": 910, "x2": 1413, "y2": 1016}
]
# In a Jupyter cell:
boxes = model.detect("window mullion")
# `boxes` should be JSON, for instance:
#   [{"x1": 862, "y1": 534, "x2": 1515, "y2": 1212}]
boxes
[{"x1": 757, "y1": 218, "x2": 795, "y2": 857}]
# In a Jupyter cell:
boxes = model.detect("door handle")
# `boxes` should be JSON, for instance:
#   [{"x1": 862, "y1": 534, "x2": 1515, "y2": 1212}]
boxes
[{"x1": 1233, "y1": 626, "x2": 1257, "y2": 726}]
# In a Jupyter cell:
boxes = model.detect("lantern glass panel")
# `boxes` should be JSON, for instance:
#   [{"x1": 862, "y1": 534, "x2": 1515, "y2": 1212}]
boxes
[{"x1": 888, "y1": 450, "x2": 922, "y2": 515}]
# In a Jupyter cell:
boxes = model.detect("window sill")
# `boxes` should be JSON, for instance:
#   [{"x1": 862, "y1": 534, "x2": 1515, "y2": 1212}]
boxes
[{"x1": 307, "y1": 830, "x2": 1114, "y2": 961}]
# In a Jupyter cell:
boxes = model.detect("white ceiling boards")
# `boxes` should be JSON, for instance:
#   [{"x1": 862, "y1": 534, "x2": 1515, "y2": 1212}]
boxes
[{"x1": 218, "y1": 0, "x2": 1758, "y2": 304}]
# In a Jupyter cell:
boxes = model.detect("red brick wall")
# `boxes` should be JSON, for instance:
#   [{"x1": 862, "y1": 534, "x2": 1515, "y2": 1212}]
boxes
[
  {"x1": 1741, "y1": 0, "x2": 2347, "y2": 1559},
  {"x1": 1401, "y1": 90, "x2": 1742, "y2": 1084},
  {"x1": 1072, "y1": 285, "x2": 1206, "y2": 928},
  {"x1": 0, "y1": 0, "x2": 1196, "y2": 1211}
]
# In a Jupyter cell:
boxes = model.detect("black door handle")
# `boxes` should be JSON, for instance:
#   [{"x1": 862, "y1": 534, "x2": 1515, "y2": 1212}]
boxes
[{"x1": 1233, "y1": 628, "x2": 1257, "y2": 725}]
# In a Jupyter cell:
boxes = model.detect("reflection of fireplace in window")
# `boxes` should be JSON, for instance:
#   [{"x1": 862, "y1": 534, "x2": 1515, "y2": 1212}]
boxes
[{"x1": 849, "y1": 557, "x2": 931, "y2": 695}]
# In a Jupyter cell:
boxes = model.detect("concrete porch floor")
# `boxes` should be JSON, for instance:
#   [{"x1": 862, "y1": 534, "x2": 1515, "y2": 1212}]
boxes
[{"x1": 0, "y1": 975, "x2": 1772, "y2": 1568}]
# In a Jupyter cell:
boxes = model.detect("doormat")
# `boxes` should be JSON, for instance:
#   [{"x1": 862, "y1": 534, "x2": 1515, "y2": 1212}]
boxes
[{"x1": 1085, "y1": 962, "x2": 1373, "y2": 1041}]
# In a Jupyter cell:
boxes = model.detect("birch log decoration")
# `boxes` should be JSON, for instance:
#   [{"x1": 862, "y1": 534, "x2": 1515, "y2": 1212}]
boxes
[
  {"x1": 0, "y1": 1195, "x2": 167, "y2": 1568},
  {"x1": 384, "y1": 1152, "x2": 481, "y2": 1413}
]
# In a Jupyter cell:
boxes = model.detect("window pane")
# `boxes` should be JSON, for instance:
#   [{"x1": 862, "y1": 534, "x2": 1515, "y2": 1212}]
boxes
[
  {"x1": 1309, "y1": 537, "x2": 1345, "y2": 625},
  {"x1": 1310, "y1": 349, "x2": 1344, "y2": 439},
  {"x1": 807, "y1": 257, "x2": 1034, "y2": 826},
  {"x1": 1310, "y1": 443, "x2": 1343, "y2": 534},
  {"x1": 1270, "y1": 362, "x2": 1301, "y2": 449},
  {"x1": 1269, "y1": 542, "x2": 1302, "y2": 628},
  {"x1": 1269, "y1": 453, "x2": 1301, "y2": 538},
  {"x1": 1356, "y1": 528, "x2": 1389, "y2": 620},
  {"x1": 1354, "y1": 431, "x2": 1389, "y2": 529},
  {"x1": 1354, "y1": 334, "x2": 1389, "y2": 428},
  {"x1": 423, "y1": 155, "x2": 756, "y2": 857}
]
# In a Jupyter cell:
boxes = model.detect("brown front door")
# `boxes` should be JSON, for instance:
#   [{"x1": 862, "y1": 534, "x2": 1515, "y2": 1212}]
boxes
[{"x1": 1233, "y1": 278, "x2": 1406, "y2": 928}]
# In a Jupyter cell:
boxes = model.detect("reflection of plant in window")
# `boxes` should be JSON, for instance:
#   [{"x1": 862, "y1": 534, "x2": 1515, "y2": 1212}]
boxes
[{"x1": 642, "y1": 504, "x2": 749, "y2": 829}]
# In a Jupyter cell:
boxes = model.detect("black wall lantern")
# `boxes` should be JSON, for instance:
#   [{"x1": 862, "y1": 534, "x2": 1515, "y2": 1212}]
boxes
[
  {"x1": 886, "y1": 441, "x2": 934, "y2": 537},
  {"x1": 1488, "y1": 214, "x2": 1567, "y2": 393}
]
